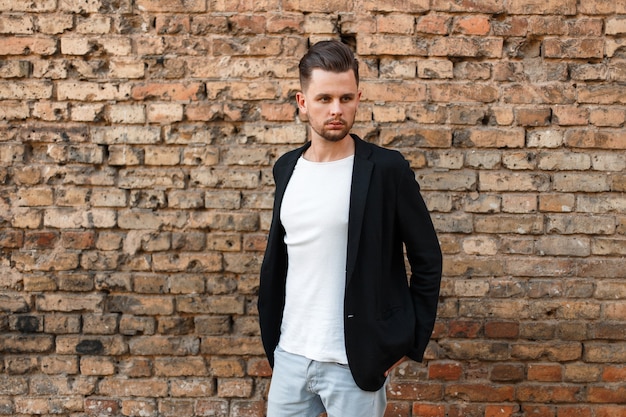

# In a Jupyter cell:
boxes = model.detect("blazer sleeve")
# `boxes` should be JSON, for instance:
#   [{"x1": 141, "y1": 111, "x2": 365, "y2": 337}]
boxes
[{"x1": 395, "y1": 159, "x2": 443, "y2": 361}]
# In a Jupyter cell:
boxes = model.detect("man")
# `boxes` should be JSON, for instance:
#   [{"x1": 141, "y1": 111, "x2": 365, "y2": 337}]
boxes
[{"x1": 258, "y1": 40, "x2": 442, "y2": 417}]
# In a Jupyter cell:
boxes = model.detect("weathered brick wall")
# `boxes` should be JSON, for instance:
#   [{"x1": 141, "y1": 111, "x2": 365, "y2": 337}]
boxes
[{"x1": 1, "y1": 0, "x2": 625, "y2": 416}]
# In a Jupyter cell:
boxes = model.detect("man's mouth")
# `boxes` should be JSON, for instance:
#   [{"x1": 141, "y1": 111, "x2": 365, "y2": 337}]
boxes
[{"x1": 326, "y1": 120, "x2": 345, "y2": 128}]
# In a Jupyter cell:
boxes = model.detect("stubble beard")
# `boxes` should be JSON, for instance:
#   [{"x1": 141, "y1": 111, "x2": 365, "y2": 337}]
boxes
[{"x1": 312, "y1": 119, "x2": 351, "y2": 143}]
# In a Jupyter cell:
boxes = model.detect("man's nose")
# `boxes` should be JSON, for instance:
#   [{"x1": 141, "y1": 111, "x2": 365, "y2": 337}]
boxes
[{"x1": 330, "y1": 99, "x2": 343, "y2": 115}]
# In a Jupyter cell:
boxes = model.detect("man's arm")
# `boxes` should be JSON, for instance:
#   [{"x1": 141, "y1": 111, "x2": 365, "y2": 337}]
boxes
[{"x1": 396, "y1": 159, "x2": 443, "y2": 361}]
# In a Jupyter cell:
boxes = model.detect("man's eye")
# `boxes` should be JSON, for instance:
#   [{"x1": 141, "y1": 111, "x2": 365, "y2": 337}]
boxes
[{"x1": 341, "y1": 96, "x2": 353, "y2": 102}]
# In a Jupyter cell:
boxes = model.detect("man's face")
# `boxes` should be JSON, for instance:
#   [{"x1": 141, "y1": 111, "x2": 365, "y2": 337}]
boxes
[{"x1": 296, "y1": 69, "x2": 361, "y2": 143}]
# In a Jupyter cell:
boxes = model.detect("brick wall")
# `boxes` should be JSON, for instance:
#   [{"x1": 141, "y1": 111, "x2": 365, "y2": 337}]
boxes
[{"x1": 1, "y1": 0, "x2": 625, "y2": 416}]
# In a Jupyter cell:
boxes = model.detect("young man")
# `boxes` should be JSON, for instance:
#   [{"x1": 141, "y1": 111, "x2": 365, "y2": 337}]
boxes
[{"x1": 258, "y1": 40, "x2": 442, "y2": 417}]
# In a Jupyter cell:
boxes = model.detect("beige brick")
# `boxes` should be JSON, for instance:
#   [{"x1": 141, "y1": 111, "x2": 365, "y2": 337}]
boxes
[
  {"x1": 508, "y1": 0, "x2": 576, "y2": 14},
  {"x1": 0, "y1": 14, "x2": 34, "y2": 34},
  {"x1": 135, "y1": 0, "x2": 205, "y2": 12},
  {"x1": 146, "y1": 103, "x2": 184, "y2": 123},
  {"x1": 0, "y1": 101, "x2": 29, "y2": 120},
  {"x1": 36, "y1": 14, "x2": 74, "y2": 34},
  {"x1": 364, "y1": 0, "x2": 429, "y2": 11},
  {"x1": 454, "y1": 128, "x2": 524, "y2": 148},
  {"x1": 0, "y1": 81, "x2": 53, "y2": 100},
  {"x1": 107, "y1": 104, "x2": 145, "y2": 124},
  {"x1": 431, "y1": 37, "x2": 503, "y2": 58},
  {"x1": 430, "y1": 83, "x2": 499, "y2": 103},
  {"x1": 538, "y1": 152, "x2": 591, "y2": 170},
  {"x1": 58, "y1": 82, "x2": 131, "y2": 101},
  {"x1": 177, "y1": 295, "x2": 244, "y2": 315},
  {"x1": 565, "y1": 129, "x2": 626, "y2": 149},
  {"x1": 110, "y1": 59, "x2": 145, "y2": 78},
  {"x1": 60, "y1": 37, "x2": 92, "y2": 55},
  {"x1": 606, "y1": 16, "x2": 626, "y2": 35},
  {"x1": 418, "y1": 59, "x2": 453, "y2": 79},
  {"x1": 0, "y1": 0, "x2": 56, "y2": 11},
  {"x1": 36, "y1": 293, "x2": 103, "y2": 312},
  {"x1": 283, "y1": 0, "x2": 351, "y2": 11},
  {"x1": 536, "y1": 236, "x2": 591, "y2": 257},
  {"x1": 99, "y1": 378, "x2": 168, "y2": 397},
  {"x1": 41, "y1": 355, "x2": 79, "y2": 375},
  {"x1": 59, "y1": 0, "x2": 102, "y2": 13},
  {"x1": 170, "y1": 378, "x2": 216, "y2": 397},
  {"x1": 154, "y1": 357, "x2": 207, "y2": 376},
  {"x1": 217, "y1": 378, "x2": 254, "y2": 398},
  {"x1": 480, "y1": 172, "x2": 550, "y2": 192},
  {"x1": 299, "y1": 13, "x2": 334, "y2": 33},
  {"x1": 539, "y1": 194, "x2": 575, "y2": 213},
  {"x1": 380, "y1": 126, "x2": 451, "y2": 148},
  {"x1": 76, "y1": 15, "x2": 111, "y2": 34},
  {"x1": 544, "y1": 38, "x2": 604, "y2": 59},
  {"x1": 502, "y1": 194, "x2": 538, "y2": 213},
  {"x1": 547, "y1": 214, "x2": 615, "y2": 235},
  {"x1": 16, "y1": 187, "x2": 53, "y2": 206},
  {"x1": 552, "y1": 105, "x2": 589, "y2": 125},
  {"x1": 461, "y1": 236, "x2": 498, "y2": 256},
  {"x1": 128, "y1": 336, "x2": 199, "y2": 356},
  {"x1": 132, "y1": 82, "x2": 205, "y2": 101},
  {"x1": 589, "y1": 107, "x2": 626, "y2": 127},
  {"x1": 358, "y1": 34, "x2": 427, "y2": 56},
  {"x1": 106, "y1": 295, "x2": 174, "y2": 316},
  {"x1": 527, "y1": 129, "x2": 565, "y2": 148},
  {"x1": 553, "y1": 172, "x2": 610, "y2": 192},
  {"x1": 80, "y1": 356, "x2": 116, "y2": 375},
  {"x1": 376, "y1": 14, "x2": 415, "y2": 34}
]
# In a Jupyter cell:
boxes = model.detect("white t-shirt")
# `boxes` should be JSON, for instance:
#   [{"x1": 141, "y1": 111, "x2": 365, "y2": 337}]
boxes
[{"x1": 278, "y1": 154, "x2": 354, "y2": 364}]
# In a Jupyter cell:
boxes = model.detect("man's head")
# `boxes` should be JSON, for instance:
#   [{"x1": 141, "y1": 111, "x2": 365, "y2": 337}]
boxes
[
  {"x1": 299, "y1": 40, "x2": 359, "y2": 93},
  {"x1": 296, "y1": 40, "x2": 361, "y2": 144}
]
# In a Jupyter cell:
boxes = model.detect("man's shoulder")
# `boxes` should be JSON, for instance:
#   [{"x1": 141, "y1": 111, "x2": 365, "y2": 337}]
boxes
[
  {"x1": 275, "y1": 144, "x2": 307, "y2": 166},
  {"x1": 354, "y1": 136, "x2": 406, "y2": 165}
]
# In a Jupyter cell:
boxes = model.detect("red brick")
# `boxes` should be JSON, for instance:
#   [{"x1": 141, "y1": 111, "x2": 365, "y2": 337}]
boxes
[
  {"x1": 428, "y1": 362, "x2": 463, "y2": 381},
  {"x1": 485, "y1": 321, "x2": 519, "y2": 339},
  {"x1": 445, "y1": 383, "x2": 514, "y2": 402},
  {"x1": 388, "y1": 382, "x2": 443, "y2": 401},
  {"x1": 516, "y1": 384, "x2": 582, "y2": 403},
  {"x1": 596, "y1": 406, "x2": 626, "y2": 417},
  {"x1": 522, "y1": 405, "x2": 555, "y2": 417},
  {"x1": 602, "y1": 366, "x2": 626, "y2": 382},
  {"x1": 416, "y1": 14, "x2": 451, "y2": 34},
  {"x1": 412, "y1": 403, "x2": 445, "y2": 417},
  {"x1": 587, "y1": 386, "x2": 626, "y2": 403},
  {"x1": 485, "y1": 405, "x2": 518, "y2": 417},
  {"x1": 453, "y1": 15, "x2": 491, "y2": 35}
]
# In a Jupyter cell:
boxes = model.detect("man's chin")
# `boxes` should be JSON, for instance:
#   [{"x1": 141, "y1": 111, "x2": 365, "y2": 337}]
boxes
[{"x1": 320, "y1": 130, "x2": 350, "y2": 142}]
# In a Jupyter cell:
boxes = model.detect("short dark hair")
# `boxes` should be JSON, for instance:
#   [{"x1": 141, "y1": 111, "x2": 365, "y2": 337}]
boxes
[{"x1": 299, "y1": 40, "x2": 359, "y2": 91}]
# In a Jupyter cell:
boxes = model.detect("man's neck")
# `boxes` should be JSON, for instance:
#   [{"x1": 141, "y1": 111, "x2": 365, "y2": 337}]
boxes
[{"x1": 304, "y1": 135, "x2": 355, "y2": 163}]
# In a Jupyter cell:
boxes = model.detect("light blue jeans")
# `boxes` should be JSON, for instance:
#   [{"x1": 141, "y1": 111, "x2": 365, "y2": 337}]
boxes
[{"x1": 266, "y1": 346, "x2": 387, "y2": 417}]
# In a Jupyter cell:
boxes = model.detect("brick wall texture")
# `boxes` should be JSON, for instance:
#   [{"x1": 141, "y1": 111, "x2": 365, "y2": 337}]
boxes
[{"x1": 1, "y1": 0, "x2": 625, "y2": 416}]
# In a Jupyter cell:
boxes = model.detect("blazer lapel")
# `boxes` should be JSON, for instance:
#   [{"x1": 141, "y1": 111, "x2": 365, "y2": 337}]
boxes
[
  {"x1": 346, "y1": 135, "x2": 373, "y2": 285},
  {"x1": 272, "y1": 142, "x2": 310, "y2": 219}
]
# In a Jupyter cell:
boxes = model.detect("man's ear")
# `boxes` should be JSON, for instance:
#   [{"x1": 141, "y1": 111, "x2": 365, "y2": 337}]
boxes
[{"x1": 296, "y1": 91, "x2": 307, "y2": 115}]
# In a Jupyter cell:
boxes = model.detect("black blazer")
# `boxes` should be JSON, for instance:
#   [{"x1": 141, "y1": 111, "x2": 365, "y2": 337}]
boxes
[{"x1": 258, "y1": 135, "x2": 442, "y2": 391}]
